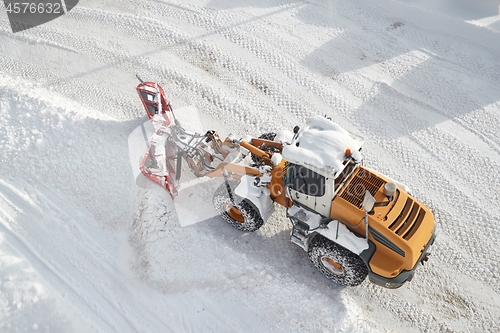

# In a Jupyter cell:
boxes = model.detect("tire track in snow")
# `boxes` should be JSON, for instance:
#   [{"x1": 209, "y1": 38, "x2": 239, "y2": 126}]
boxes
[
  {"x1": 1, "y1": 8, "x2": 289, "y2": 132},
  {"x1": 0, "y1": 184, "x2": 114, "y2": 332},
  {"x1": 149, "y1": 1, "x2": 356, "y2": 119},
  {"x1": 0, "y1": 179, "x2": 153, "y2": 333},
  {"x1": 0, "y1": 179, "x2": 191, "y2": 333},
  {"x1": 329, "y1": 0, "x2": 500, "y2": 86},
  {"x1": 75, "y1": 2, "x2": 355, "y2": 127},
  {"x1": 0, "y1": 2, "x2": 355, "y2": 134},
  {"x1": 91, "y1": 3, "x2": 342, "y2": 127}
]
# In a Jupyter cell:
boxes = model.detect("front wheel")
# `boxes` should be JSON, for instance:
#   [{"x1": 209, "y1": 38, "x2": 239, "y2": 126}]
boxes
[
  {"x1": 212, "y1": 179, "x2": 264, "y2": 232},
  {"x1": 308, "y1": 236, "x2": 368, "y2": 286},
  {"x1": 251, "y1": 132, "x2": 278, "y2": 164}
]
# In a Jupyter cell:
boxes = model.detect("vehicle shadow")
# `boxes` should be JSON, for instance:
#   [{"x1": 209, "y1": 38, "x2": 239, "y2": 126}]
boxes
[{"x1": 186, "y1": 210, "x2": 350, "y2": 292}]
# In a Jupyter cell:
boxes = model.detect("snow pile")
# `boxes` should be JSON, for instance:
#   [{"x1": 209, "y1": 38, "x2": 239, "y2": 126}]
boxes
[{"x1": 282, "y1": 116, "x2": 363, "y2": 173}]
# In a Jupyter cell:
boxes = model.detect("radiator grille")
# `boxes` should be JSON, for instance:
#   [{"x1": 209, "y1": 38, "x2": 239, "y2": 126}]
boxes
[{"x1": 340, "y1": 169, "x2": 384, "y2": 208}]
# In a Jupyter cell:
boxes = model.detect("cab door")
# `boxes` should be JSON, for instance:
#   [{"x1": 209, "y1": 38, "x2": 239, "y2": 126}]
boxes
[{"x1": 286, "y1": 164, "x2": 331, "y2": 217}]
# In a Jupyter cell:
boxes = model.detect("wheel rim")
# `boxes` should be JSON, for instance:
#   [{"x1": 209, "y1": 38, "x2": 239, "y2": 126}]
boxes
[
  {"x1": 224, "y1": 204, "x2": 245, "y2": 223},
  {"x1": 321, "y1": 256, "x2": 345, "y2": 276}
]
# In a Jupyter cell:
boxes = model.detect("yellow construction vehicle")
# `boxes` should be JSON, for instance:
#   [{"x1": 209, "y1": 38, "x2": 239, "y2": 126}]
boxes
[{"x1": 137, "y1": 79, "x2": 435, "y2": 288}]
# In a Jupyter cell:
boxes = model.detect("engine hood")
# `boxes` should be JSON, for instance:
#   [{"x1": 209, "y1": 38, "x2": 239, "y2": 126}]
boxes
[{"x1": 331, "y1": 166, "x2": 435, "y2": 277}]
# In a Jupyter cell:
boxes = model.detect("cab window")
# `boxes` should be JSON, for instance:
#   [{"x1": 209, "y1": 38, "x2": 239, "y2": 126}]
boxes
[{"x1": 287, "y1": 164, "x2": 325, "y2": 197}]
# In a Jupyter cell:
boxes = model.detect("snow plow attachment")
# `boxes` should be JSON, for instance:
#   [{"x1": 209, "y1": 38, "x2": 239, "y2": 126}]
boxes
[
  {"x1": 135, "y1": 77, "x2": 248, "y2": 198},
  {"x1": 136, "y1": 78, "x2": 175, "y2": 123},
  {"x1": 136, "y1": 78, "x2": 180, "y2": 197}
]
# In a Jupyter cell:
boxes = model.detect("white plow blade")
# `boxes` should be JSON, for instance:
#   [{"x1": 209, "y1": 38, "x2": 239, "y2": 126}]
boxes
[
  {"x1": 127, "y1": 105, "x2": 203, "y2": 186},
  {"x1": 174, "y1": 177, "x2": 222, "y2": 227}
]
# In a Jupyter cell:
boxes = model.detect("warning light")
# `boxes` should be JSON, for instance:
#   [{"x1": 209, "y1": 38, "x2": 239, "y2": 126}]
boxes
[{"x1": 345, "y1": 148, "x2": 352, "y2": 157}]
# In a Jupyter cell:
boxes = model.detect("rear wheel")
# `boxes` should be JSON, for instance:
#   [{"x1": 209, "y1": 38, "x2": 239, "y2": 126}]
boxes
[
  {"x1": 213, "y1": 179, "x2": 264, "y2": 232},
  {"x1": 257, "y1": 132, "x2": 276, "y2": 141},
  {"x1": 308, "y1": 236, "x2": 368, "y2": 286}
]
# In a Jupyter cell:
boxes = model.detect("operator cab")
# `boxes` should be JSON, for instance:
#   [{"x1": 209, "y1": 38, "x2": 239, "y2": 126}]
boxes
[{"x1": 282, "y1": 116, "x2": 364, "y2": 217}]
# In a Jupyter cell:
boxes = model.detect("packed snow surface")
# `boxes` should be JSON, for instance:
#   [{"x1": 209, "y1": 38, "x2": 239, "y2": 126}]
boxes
[{"x1": 1, "y1": 0, "x2": 500, "y2": 332}]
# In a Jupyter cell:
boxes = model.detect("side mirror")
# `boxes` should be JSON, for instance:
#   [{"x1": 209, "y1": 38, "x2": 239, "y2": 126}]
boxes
[
  {"x1": 361, "y1": 190, "x2": 375, "y2": 240},
  {"x1": 362, "y1": 190, "x2": 376, "y2": 213}
]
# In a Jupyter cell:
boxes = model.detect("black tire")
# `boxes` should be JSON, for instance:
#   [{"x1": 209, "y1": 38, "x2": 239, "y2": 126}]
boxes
[
  {"x1": 308, "y1": 235, "x2": 368, "y2": 286},
  {"x1": 251, "y1": 132, "x2": 278, "y2": 164},
  {"x1": 257, "y1": 132, "x2": 277, "y2": 141},
  {"x1": 212, "y1": 179, "x2": 264, "y2": 232}
]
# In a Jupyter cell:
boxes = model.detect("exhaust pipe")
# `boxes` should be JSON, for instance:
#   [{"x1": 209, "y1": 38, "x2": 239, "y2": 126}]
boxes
[{"x1": 384, "y1": 182, "x2": 397, "y2": 197}]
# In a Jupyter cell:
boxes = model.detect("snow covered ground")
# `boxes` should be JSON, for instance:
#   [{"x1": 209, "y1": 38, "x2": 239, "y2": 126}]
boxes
[{"x1": 1, "y1": 0, "x2": 499, "y2": 332}]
